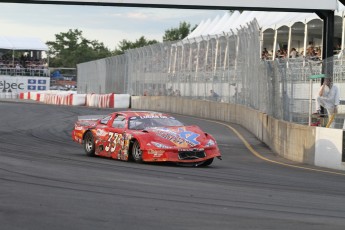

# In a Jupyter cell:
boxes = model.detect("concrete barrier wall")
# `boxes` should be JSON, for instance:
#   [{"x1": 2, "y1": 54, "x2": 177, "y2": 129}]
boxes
[
  {"x1": 315, "y1": 128, "x2": 345, "y2": 170},
  {"x1": 131, "y1": 96, "x2": 316, "y2": 165}
]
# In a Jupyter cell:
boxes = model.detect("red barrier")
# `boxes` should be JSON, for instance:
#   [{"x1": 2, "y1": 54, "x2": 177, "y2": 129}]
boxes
[
  {"x1": 86, "y1": 93, "x2": 114, "y2": 108},
  {"x1": 109, "y1": 93, "x2": 114, "y2": 108},
  {"x1": 17, "y1": 92, "x2": 128, "y2": 108}
]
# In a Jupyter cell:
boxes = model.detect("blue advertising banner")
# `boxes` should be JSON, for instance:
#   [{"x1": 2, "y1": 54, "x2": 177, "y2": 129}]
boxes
[{"x1": 0, "y1": 76, "x2": 50, "y2": 93}]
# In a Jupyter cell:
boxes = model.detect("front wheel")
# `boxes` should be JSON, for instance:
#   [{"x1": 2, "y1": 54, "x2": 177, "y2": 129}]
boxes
[
  {"x1": 198, "y1": 158, "x2": 214, "y2": 167},
  {"x1": 131, "y1": 141, "x2": 143, "y2": 163},
  {"x1": 84, "y1": 131, "x2": 95, "y2": 157}
]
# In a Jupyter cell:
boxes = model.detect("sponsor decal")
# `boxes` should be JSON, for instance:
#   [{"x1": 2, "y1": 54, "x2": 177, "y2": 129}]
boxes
[
  {"x1": 205, "y1": 139, "x2": 216, "y2": 147},
  {"x1": 178, "y1": 148, "x2": 204, "y2": 152},
  {"x1": 151, "y1": 141, "x2": 172, "y2": 149},
  {"x1": 28, "y1": 79, "x2": 46, "y2": 91},
  {"x1": 178, "y1": 128, "x2": 200, "y2": 146},
  {"x1": 0, "y1": 77, "x2": 49, "y2": 93},
  {"x1": 148, "y1": 150, "x2": 165, "y2": 157},
  {"x1": 0, "y1": 80, "x2": 24, "y2": 93},
  {"x1": 139, "y1": 115, "x2": 168, "y2": 119},
  {"x1": 151, "y1": 127, "x2": 200, "y2": 147},
  {"x1": 96, "y1": 129, "x2": 108, "y2": 137}
]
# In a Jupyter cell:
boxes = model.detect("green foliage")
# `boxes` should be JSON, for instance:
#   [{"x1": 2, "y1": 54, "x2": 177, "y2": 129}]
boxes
[
  {"x1": 229, "y1": 10, "x2": 243, "y2": 14},
  {"x1": 163, "y1": 21, "x2": 197, "y2": 42},
  {"x1": 113, "y1": 36, "x2": 158, "y2": 55},
  {"x1": 46, "y1": 22, "x2": 196, "y2": 65},
  {"x1": 46, "y1": 29, "x2": 112, "y2": 68}
]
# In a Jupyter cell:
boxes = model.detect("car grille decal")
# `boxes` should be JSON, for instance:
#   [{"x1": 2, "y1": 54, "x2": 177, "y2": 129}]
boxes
[{"x1": 178, "y1": 149, "x2": 206, "y2": 160}]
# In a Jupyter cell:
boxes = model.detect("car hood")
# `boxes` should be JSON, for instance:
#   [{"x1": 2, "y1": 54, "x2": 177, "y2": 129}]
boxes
[{"x1": 142, "y1": 126, "x2": 212, "y2": 148}]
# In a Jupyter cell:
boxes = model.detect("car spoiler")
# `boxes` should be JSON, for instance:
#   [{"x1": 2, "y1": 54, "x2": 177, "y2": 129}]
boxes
[{"x1": 77, "y1": 115, "x2": 106, "y2": 121}]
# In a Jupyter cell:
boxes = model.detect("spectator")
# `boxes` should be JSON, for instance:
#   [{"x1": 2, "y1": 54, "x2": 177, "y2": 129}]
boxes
[
  {"x1": 306, "y1": 47, "x2": 316, "y2": 60},
  {"x1": 290, "y1": 48, "x2": 297, "y2": 58},
  {"x1": 307, "y1": 41, "x2": 314, "y2": 49},
  {"x1": 262, "y1": 48, "x2": 269, "y2": 60},
  {"x1": 174, "y1": 89, "x2": 181, "y2": 96},
  {"x1": 315, "y1": 77, "x2": 339, "y2": 128},
  {"x1": 210, "y1": 89, "x2": 219, "y2": 101},
  {"x1": 167, "y1": 87, "x2": 174, "y2": 96}
]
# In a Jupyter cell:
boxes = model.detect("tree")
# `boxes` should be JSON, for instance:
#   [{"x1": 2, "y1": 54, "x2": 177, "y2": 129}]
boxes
[
  {"x1": 113, "y1": 36, "x2": 158, "y2": 55},
  {"x1": 163, "y1": 21, "x2": 197, "y2": 42},
  {"x1": 46, "y1": 29, "x2": 112, "y2": 68},
  {"x1": 229, "y1": 10, "x2": 243, "y2": 14}
]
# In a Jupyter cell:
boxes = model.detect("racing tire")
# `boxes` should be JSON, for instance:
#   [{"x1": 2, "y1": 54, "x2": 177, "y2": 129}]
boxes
[
  {"x1": 198, "y1": 158, "x2": 214, "y2": 167},
  {"x1": 84, "y1": 131, "x2": 95, "y2": 157},
  {"x1": 131, "y1": 141, "x2": 143, "y2": 163}
]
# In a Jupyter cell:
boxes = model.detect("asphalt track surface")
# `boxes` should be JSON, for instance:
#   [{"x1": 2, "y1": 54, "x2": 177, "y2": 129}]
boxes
[{"x1": 1, "y1": 101, "x2": 345, "y2": 230}]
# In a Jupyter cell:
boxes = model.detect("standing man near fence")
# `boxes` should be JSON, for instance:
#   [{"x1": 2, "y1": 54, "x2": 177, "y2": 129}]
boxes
[
  {"x1": 210, "y1": 90, "x2": 219, "y2": 101},
  {"x1": 316, "y1": 76, "x2": 340, "y2": 128}
]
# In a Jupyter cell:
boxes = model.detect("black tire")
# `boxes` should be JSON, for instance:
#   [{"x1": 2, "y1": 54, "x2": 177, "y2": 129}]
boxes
[
  {"x1": 198, "y1": 158, "x2": 214, "y2": 167},
  {"x1": 131, "y1": 140, "x2": 143, "y2": 163},
  {"x1": 84, "y1": 131, "x2": 95, "y2": 157}
]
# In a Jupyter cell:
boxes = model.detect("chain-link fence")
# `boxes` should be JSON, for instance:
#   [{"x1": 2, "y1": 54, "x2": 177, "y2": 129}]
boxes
[{"x1": 77, "y1": 19, "x2": 345, "y2": 127}]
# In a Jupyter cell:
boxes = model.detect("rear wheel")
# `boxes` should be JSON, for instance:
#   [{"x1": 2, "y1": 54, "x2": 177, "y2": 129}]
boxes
[
  {"x1": 131, "y1": 141, "x2": 143, "y2": 163},
  {"x1": 84, "y1": 131, "x2": 95, "y2": 157}
]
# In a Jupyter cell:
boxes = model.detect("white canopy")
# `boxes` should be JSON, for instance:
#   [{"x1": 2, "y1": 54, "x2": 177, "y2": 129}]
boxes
[
  {"x1": 0, "y1": 35, "x2": 48, "y2": 51},
  {"x1": 186, "y1": 0, "x2": 345, "y2": 39}
]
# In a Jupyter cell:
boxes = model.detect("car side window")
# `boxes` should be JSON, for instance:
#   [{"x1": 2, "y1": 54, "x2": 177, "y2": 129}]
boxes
[
  {"x1": 100, "y1": 116, "x2": 111, "y2": 125},
  {"x1": 112, "y1": 115, "x2": 126, "y2": 128}
]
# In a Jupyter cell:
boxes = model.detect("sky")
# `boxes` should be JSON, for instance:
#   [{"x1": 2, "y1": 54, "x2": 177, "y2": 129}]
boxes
[{"x1": 0, "y1": 2, "x2": 226, "y2": 50}]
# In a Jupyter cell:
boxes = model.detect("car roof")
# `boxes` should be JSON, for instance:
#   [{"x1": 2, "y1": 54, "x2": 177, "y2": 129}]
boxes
[{"x1": 116, "y1": 111, "x2": 171, "y2": 118}]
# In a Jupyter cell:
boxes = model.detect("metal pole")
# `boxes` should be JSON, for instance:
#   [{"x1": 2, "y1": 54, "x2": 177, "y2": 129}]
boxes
[
  {"x1": 287, "y1": 26, "x2": 292, "y2": 58},
  {"x1": 272, "y1": 29, "x2": 278, "y2": 60},
  {"x1": 303, "y1": 22, "x2": 308, "y2": 58},
  {"x1": 308, "y1": 78, "x2": 312, "y2": 126},
  {"x1": 204, "y1": 36, "x2": 210, "y2": 99},
  {"x1": 195, "y1": 38, "x2": 200, "y2": 98},
  {"x1": 321, "y1": 11, "x2": 335, "y2": 61},
  {"x1": 341, "y1": 12, "x2": 345, "y2": 66}
]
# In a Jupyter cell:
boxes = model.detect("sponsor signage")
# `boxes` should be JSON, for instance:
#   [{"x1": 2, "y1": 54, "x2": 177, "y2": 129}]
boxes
[
  {"x1": 33, "y1": 0, "x2": 338, "y2": 11},
  {"x1": 0, "y1": 76, "x2": 50, "y2": 93}
]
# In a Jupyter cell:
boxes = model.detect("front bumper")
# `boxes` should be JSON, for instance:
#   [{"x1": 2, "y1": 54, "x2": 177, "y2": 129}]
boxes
[{"x1": 141, "y1": 147, "x2": 221, "y2": 163}]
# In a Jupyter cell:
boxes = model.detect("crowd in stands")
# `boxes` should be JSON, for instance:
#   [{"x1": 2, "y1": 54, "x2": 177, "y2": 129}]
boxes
[
  {"x1": 0, "y1": 53, "x2": 49, "y2": 77},
  {"x1": 261, "y1": 42, "x2": 327, "y2": 61}
]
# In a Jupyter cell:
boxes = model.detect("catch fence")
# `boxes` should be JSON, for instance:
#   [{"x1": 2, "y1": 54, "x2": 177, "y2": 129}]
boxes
[{"x1": 77, "y1": 20, "x2": 345, "y2": 128}]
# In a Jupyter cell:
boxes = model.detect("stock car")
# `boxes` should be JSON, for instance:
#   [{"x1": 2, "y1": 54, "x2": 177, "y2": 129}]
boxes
[{"x1": 72, "y1": 111, "x2": 222, "y2": 166}]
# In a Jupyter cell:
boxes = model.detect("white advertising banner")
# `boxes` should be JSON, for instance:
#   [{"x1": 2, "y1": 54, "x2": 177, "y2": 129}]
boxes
[
  {"x1": 34, "y1": 0, "x2": 338, "y2": 11},
  {"x1": 0, "y1": 76, "x2": 50, "y2": 93}
]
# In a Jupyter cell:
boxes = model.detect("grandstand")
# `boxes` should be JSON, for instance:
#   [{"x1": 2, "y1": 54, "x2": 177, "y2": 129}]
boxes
[{"x1": 0, "y1": 36, "x2": 50, "y2": 97}]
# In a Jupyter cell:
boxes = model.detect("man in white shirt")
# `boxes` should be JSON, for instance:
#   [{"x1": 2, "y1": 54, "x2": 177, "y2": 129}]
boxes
[{"x1": 316, "y1": 77, "x2": 340, "y2": 127}]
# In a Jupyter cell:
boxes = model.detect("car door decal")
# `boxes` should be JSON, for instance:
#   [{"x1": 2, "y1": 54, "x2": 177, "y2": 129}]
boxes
[{"x1": 105, "y1": 132, "x2": 123, "y2": 152}]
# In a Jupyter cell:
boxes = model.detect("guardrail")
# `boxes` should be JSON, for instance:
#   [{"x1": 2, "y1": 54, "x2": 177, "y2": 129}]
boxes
[
  {"x1": 0, "y1": 67, "x2": 49, "y2": 77},
  {"x1": 16, "y1": 91, "x2": 131, "y2": 109}
]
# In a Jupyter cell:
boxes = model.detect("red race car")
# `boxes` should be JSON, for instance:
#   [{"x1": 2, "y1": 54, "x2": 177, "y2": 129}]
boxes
[{"x1": 72, "y1": 111, "x2": 222, "y2": 166}]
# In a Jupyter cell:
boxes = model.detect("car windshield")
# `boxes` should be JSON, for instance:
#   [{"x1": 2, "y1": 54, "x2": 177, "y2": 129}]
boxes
[{"x1": 128, "y1": 116, "x2": 184, "y2": 130}]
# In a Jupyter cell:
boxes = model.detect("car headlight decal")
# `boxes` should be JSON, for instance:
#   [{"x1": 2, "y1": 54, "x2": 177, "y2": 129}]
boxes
[
  {"x1": 205, "y1": 139, "x2": 216, "y2": 147},
  {"x1": 151, "y1": 141, "x2": 173, "y2": 149}
]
